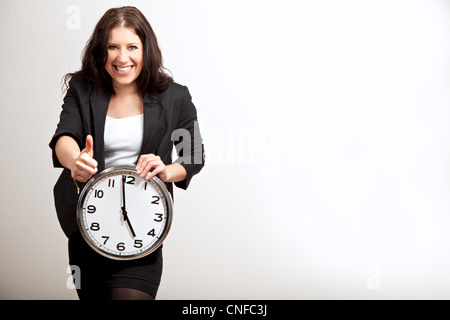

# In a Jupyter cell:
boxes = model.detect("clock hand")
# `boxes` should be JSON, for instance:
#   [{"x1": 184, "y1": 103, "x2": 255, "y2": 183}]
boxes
[
  {"x1": 122, "y1": 208, "x2": 136, "y2": 238},
  {"x1": 121, "y1": 175, "x2": 136, "y2": 238}
]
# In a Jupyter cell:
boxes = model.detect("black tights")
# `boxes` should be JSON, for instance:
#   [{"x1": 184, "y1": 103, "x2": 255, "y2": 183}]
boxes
[{"x1": 77, "y1": 287, "x2": 154, "y2": 300}]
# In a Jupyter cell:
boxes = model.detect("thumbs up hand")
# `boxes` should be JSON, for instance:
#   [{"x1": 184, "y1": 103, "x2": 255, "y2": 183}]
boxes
[
  {"x1": 71, "y1": 135, "x2": 98, "y2": 182},
  {"x1": 84, "y1": 134, "x2": 94, "y2": 158}
]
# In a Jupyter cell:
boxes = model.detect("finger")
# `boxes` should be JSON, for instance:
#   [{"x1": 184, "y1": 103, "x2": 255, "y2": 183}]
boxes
[
  {"x1": 136, "y1": 154, "x2": 155, "y2": 169},
  {"x1": 141, "y1": 160, "x2": 164, "y2": 180},
  {"x1": 146, "y1": 166, "x2": 164, "y2": 180},
  {"x1": 136, "y1": 154, "x2": 155, "y2": 174},
  {"x1": 80, "y1": 152, "x2": 98, "y2": 169},
  {"x1": 136, "y1": 155, "x2": 144, "y2": 170},
  {"x1": 138, "y1": 160, "x2": 155, "y2": 177},
  {"x1": 73, "y1": 174, "x2": 88, "y2": 183},
  {"x1": 72, "y1": 171, "x2": 91, "y2": 183},
  {"x1": 138, "y1": 158, "x2": 160, "y2": 177},
  {"x1": 85, "y1": 135, "x2": 94, "y2": 157},
  {"x1": 75, "y1": 161, "x2": 98, "y2": 176},
  {"x1": 73, "y1": 169, "x2": 96, "y2": 183}
]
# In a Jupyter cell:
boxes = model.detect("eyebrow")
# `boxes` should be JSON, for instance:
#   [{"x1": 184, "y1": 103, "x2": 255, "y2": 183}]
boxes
[{"x1": 107, "y1": 42, "x2": 140, "y2": 46}]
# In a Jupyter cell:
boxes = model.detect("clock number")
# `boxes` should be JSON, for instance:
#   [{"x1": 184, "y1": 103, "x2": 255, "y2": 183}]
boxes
[
  {"x1": 117, "y1": 242, "x2": 125, "y2": 251},
  {"x1": 90, "y1": 222, "x2": 100, "y2": 231},
  {"x1": 154, "y1": 213, "x2": 163, "y2": 222},
  {"x1": 134, "y1": 240, "x2": 143, "y2": 248},
  {"x1": 87, "y1": 205, "x2": 96, "y2": 214},
  {"x1": 151, "y1": 196, "x2": 160, "y2": 205},
  {"x1": 147, "y1": 229, "x2": 155, "y2": 237},
  {"x1": 125, "y1": 176, "x2": 135, "y2": 185},
  {"x1": 94, "y1": 189, "x2": 103, "y2": 198},
  {"x1": 101, "y1": 236, "x2": 109, "y2": 245},
  {"x1": 108, "y1": 179, "x2": 115, "y2": 188}
]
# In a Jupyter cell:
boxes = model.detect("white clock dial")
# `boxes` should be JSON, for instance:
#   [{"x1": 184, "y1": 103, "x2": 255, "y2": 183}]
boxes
[{"x1": 77, "y1": 166, "x2": 173, "y2": 260}]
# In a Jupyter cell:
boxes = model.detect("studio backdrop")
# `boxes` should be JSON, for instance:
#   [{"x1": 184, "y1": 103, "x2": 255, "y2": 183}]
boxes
[{"x1": 0, "y1": 0, "x2": 450, "y2": 299}]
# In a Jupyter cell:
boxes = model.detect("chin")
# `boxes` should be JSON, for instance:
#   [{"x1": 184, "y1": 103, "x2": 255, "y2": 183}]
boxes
[{"x1": 112, "y1": 78, "x2": 138, "y2": 88}]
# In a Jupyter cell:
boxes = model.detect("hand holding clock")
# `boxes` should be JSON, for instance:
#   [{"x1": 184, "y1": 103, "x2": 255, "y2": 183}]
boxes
[
  {"x1": 136, "y1": 154, "x2": 166, "y2": 181},
  {"x1": 57, "y1": 133, "x2": 186, "y2": 184},
  {"x1": 136, "y1": 154, "x2": 187, "y2": 183}
]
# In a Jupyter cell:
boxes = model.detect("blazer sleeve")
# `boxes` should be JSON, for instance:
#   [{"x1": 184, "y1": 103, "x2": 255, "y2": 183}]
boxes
[
  {"x1": 49, "y1": 78, "x2": 85, "y2": 168},
  {"x1": 173, "y1": 86, "x2": 205, "y2": 190}
]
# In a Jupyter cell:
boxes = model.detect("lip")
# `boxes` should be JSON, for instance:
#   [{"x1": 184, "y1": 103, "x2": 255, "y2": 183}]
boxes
[{"x1": 113, "y1": 65, "x2": 134, "y2": 75}]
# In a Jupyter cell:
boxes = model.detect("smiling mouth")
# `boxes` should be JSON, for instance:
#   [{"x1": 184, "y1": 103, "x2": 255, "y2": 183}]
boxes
[{"x1": 114, "y1": 65, "x2": 134, "y2": 74}]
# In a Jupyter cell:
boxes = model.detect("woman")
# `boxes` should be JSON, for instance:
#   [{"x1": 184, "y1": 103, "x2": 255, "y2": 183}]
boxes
[{"x1": 49, "y1": 6, "x2": 204, "y2": 300}]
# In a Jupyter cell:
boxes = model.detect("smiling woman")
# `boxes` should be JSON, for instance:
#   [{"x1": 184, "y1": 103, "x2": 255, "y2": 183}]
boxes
[
  {"x1": 105, "y1": 27, "x2": 144, "y2": 91},
  {"x1": 64, "y1": 6, "x2": 172, "y2": 100},
  {"x1": 105, "y1": 26, "x2": 145, "y2": 119},
  {"x1": 49, "y1": 6, "x2": 205, "y2": 300}
]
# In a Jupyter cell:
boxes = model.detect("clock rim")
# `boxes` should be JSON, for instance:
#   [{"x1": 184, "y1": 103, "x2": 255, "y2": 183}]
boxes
[{"x1": 76, "y1": 165, "x2": 173, "y2": 260}]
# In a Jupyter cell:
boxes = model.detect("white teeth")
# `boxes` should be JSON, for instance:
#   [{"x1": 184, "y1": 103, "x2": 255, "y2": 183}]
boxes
[{"x1": 115, "y1": 66, "x2": 133, "y2": 72}]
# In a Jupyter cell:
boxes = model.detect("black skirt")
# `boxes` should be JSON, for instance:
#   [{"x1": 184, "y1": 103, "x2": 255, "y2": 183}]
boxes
[{"x1": 68, "y1": 231, "x2": 163, "y2": 299}]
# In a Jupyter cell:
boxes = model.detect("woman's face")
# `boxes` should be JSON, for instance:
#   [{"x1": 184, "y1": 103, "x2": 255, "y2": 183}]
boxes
[{"x1": 105, "y1": 26, "x2": 143, "y2": 91}]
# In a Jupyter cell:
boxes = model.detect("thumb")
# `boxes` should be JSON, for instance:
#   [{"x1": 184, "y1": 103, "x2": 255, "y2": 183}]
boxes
[{"x1": 85, "y1": 135, "x2": 94, "y2": 157}]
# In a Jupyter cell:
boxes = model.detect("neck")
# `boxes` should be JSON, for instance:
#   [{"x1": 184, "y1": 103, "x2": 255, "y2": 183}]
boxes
[{"x1": 112, "y1": 82, "x2": 139, "y2": 97}]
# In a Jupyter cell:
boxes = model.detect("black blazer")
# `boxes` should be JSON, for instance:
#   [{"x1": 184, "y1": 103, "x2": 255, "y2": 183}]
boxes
[{"x1": 49, "y1": 76, "x2": 205, "y2": 237}]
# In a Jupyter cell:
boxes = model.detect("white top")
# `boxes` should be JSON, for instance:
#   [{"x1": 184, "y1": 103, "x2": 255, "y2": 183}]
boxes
[{"x1": 104, "y1": 114, "x2": 144, "y2": 168}]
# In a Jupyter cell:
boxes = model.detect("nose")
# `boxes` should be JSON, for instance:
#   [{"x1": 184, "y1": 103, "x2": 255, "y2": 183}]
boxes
[{"x1": 117, "y1": 48, "x2": 129, "y2": 64}]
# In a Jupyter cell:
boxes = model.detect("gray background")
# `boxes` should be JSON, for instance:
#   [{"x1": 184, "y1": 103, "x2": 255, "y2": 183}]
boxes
[{"x1": 1, "y1": 0, "x2": 450, "y2": 299}]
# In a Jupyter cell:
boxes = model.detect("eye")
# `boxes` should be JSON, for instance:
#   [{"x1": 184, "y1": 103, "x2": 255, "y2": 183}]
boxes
[
  {"x1": 107, "y1": 45, "x2": 118, "y2": 50},
  {"x1": 129, "y1": 45, "x2": 138, "y2": 50}
]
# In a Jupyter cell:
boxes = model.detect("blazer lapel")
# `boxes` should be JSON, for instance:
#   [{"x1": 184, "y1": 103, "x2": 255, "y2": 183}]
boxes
[
  {"x1": 90, "y1": 87, "x2": 111, "y2": 171},
  {"x1": 89, "y1": 88, "x2": 167, "y2": 171},
  {"x1": 140, "y1": 93, "x2": 167, "y2": 157}
]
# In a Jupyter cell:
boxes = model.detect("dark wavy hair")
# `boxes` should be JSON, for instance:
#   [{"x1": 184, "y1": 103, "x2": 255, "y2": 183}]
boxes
[{"x1": 64, "y1": 6, "x2": 172, "y2": 99}]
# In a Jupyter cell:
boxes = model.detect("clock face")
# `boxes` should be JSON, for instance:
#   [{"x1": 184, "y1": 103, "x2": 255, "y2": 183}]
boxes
[{"x1": 77, "y1": 166, "x2": 173, "y2": 260}]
